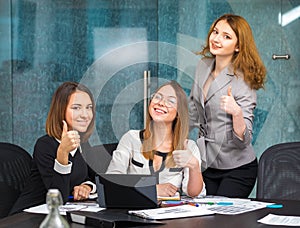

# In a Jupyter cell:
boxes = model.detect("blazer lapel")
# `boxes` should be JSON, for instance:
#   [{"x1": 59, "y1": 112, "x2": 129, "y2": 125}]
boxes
[
  {"x1": 205, "y1": 65, "x2": 234, "y2": 103},
  {"x1": 198, "y1": 59, "x2": 215, "y2": 106}
]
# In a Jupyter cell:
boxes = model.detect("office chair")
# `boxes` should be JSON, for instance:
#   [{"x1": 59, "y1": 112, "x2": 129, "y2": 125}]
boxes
[
  {"x1": 256, "y1": 142, "x2": 300, "y2": 200},
  {"x1": 82, "y1": 143, "x2": 118, "y2": 174},
  {"x1": 0, "y1": 142, "x2": 32, "y2": 218}
]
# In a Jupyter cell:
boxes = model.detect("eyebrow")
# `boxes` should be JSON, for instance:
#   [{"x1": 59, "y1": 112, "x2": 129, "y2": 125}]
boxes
[
  {"x1": 223, "y1": 31, "x2": 232, "y2": 36},
  {"x1": 157, "y1": 92, "x2": 176, "y2": 98},
  {"x1": 70, "y1": 103, "x2": 92, "y2": 106},
  {"x1": 214, "y1": 26, "x2": 233, "y2": 36}
]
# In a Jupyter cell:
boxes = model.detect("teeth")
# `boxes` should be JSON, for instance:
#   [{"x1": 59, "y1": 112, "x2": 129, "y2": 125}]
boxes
[{"x1": 155, "y1": 108, "x2": 165, "y2": 114}]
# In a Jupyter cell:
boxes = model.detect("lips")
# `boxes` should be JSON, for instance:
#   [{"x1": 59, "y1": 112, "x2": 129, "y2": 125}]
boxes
[
  {"x1": 211, "y1": 42, "x2": 221, "y2": 50},
  {"x1": 76, "y1": 120, "x2": 90, "y2": 127},
  {"x1": 154, "y1": 107, "x2": 167, "y2": 114}
]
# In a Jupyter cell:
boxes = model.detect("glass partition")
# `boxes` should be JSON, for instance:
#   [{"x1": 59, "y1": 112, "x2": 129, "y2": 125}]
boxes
[{"x1": 0, "y1": 1, "x2": 299, "y2": 175}]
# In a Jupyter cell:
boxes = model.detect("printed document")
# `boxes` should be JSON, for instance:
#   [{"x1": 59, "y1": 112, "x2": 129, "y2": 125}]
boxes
[
  {"x1": 128, "y1": 204, "x2": 215, "y2": 220},
  {"x1": 258, "y1": 214, "x2": 300, "y2": 226},
  {"x1": 24, "y1": 202, "x2": 103, "y2": 215}
]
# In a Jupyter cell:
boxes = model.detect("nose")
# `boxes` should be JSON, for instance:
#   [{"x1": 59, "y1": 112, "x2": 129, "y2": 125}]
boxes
[
  {"x1": 213, "y1": 34, "x2": 220, "y2": 42},
  {"x1": 157, "y1": 98, "x2": 167, "y2": 107},
  {"x1": 80, "y1": 109, "x2": 88, "y2": 117},
  {"x1": 157, "y1": 99, "x2": 164, "y2": 106}
]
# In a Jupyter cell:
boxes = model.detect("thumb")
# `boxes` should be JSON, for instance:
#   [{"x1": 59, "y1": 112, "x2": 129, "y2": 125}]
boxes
[
  {"x1": 61, "y1": 120, "x2": 68, "y2": 138},
  {"x1": 227, "y1": 86, "x2": 233, "y2": 97}
]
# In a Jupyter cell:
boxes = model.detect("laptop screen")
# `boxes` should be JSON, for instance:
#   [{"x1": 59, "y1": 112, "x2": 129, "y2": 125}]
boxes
[{"x1": 96, "y1": 174, "x2": 158, "y2": 209}]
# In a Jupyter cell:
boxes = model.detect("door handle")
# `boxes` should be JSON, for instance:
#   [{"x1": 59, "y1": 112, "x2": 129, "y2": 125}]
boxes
[
  {"x1": 272, "y1": 54, "x2": 290, "y2": 60},
  {"x1": 144, "y1": 70, "x2": 150, "y2": 128}
]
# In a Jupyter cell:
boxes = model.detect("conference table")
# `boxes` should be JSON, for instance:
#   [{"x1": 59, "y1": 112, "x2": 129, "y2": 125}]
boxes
[{"x1": 1, "y1": 199, "x2": 299, "y2": 228}]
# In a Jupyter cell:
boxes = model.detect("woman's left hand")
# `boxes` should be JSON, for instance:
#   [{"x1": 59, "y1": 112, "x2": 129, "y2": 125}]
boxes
[
  {"x1": 220, "y1": 86, "x2": 241, "y2": 116},
  {"x1": 72, "y1": 184, "x2": 92, "y2": 201}
]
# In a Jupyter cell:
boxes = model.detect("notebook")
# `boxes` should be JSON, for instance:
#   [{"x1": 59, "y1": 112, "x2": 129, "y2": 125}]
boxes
[{"x1": 95, "y1": 173, "x2": 159, "y2": 209}]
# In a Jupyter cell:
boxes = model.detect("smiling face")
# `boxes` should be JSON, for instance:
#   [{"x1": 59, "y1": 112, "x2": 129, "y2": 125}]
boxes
[
  {"x1": 65, "y1": 91, "x2": 93, "y2": 132},
  {"x1": 209, "y1": 19, "x2": 238, "y2": 61},
  {"x1": 149, "y1": 85, "x2": 178, "y2": 124}
]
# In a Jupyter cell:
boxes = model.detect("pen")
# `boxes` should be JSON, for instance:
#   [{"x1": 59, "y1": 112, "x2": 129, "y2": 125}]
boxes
[
  {"x1": 164, "y1": 201, "x2": 183, "y2": 204},
  {"x1": 216, "y1": 202, "x2": 233, "y2": 206},
  {"x1": 187, "y1": 202, "x2": 199, "y2": 207},
  {"x1": 161, "y1": 201, "x2": 185, "y2": 207},
  {"x1": 195, "y1": 202, "x2": 233, "y2": 206},
  {"x1": 68, "y1": 195, "x2": 74, "y2": 200},
  {"x1": 266, "y1": 204, "x2": 283, "y2": 209}
]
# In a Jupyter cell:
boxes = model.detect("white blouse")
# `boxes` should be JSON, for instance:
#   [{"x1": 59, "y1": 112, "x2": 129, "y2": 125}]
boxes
[{"x1": 106, "y1": 130, "x2": 206, "y2": 197}]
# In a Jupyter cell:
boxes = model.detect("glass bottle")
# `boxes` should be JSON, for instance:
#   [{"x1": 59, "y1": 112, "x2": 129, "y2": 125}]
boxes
[{"x1": 39, "y1": 189, "x2": 70, "y2": 228}]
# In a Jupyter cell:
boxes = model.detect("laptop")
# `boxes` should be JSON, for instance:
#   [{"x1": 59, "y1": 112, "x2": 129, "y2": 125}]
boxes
[{"x1": 95, "y1": 173, "x2": 159, "y2": 209}]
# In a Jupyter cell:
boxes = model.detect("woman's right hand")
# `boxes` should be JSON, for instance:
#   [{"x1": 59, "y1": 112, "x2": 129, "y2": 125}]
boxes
[
  {"x1": 156, "y1": 183, "x2": 178, "y2": 197},
  {"x1": 56, "y1": 120, "x2": 80, "y2": 164}
]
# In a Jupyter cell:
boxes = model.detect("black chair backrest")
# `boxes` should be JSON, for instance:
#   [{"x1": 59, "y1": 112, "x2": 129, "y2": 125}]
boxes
[
  {"x1": 256, "y1": 142, "x2": 300, "y2": 200},
  {"x1": 0, "y1": 142, "x2": 32, "y2": 218},
  {"x1": 82, "y1": 143, "x2": 118, "y2": 174}
]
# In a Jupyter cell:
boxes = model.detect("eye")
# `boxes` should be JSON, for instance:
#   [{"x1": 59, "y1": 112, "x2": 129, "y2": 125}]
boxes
[
  {"x1": 86, "y1": 105, "x2": 93, "y2": 110},
  {"x1": 71, "y1": 106, "x2": 81, "y2": 110},
  {"x1": 152, "y1": 93, "x2": 162, "y2": 101},
  {"x1": 212, "y1": 29, "x2": 218, "y2": 34},
  {"x1": 166, "y1": 97, "x2": 177, "y2": 107}
]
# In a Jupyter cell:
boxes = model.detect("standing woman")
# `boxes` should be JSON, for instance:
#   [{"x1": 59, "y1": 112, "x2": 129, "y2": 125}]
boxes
[
  {"x1": 189, "y1": 14, "x2": 266, "y2": 197},
  {"x1": 10, "y1": 82, "x2": 97, "y2": 214},
  {"x1": 107, "y1": 81, "x2": 206, "y2": 198}
]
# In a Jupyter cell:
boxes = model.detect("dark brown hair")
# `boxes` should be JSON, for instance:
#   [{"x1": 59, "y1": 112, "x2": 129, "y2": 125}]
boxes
[{"x1": 45, "y1": 81, "x2": 95, "y2": 142}]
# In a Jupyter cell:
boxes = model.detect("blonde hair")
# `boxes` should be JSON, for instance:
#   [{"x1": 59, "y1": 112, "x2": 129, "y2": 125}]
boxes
[
  {"x1": 142, "y1": 81, "x2": 189, "y2": 167},
  {"x1": 45, "y1": 81, "x2": 95, "y2": 142},
  {"x1": 198, "y1": 14, "x2": 266, "y2": 90}
]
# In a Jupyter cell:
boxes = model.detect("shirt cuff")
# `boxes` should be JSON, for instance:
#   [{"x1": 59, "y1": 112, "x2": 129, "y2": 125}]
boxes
[
  {"x1": 54, "y1": 159, "x2": 72, "y2": 174},
  {"x1": 82, "y1": 181, "x2": 96, "y2": 193}
]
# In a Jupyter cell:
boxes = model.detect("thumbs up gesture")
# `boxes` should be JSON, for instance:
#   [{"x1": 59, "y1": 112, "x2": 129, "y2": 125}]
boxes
[
  {"x1": 59, "y1": 120, "x2": 81, "y2": 154},
  {"x1": 220, "y1": 86, "x2": 240, "y2": 116},
  {"x1": 172, "y1": 140, "x2": 199, "y2": 169}
]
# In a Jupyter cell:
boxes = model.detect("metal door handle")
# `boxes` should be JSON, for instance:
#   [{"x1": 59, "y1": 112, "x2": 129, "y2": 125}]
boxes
[
  {"x1": 272, "y1": 54, "x2": 290, "y2": 60},
  {"x1": 144, "y1": 70, "x2": 150, "y2": 128}
]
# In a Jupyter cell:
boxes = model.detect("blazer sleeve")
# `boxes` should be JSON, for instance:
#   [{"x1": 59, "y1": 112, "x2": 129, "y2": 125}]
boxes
[
  {"x1": 231, "y1": 79, "x2": 257, "y2": 149},
  {"x1": 33, "y1": 137, "x2": 72, "y2": 202}
]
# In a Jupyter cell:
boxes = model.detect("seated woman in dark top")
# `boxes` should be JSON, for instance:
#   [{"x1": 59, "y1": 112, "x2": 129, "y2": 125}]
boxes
[{"x1": 10, "y1": 81, "x2": 96, "y2": 215}]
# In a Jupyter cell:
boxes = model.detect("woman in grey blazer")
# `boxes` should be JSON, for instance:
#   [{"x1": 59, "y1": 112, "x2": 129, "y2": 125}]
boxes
[{"x1": 189, "y1": 14, "x2": 266, "y2": 198}]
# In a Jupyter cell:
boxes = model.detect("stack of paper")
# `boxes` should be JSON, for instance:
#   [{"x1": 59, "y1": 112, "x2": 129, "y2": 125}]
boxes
[{"x1": 128, "y1": 204, "x2": 215, "y2": 220}]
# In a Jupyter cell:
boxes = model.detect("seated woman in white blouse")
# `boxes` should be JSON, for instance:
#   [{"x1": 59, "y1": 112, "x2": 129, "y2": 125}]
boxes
[{"x1": 106, "y1": 80, "x2": 206, "y2": 198}]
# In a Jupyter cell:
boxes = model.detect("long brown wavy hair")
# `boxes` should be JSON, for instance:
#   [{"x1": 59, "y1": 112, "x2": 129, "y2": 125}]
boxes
[
  {"x1": 142, "y1": 80, "x2": 189, "y2": 168},
  {"x1": 198, "y1": 14, "x2": 266, "y2": 90},
  {"x1": 45, "y1": 81, "x2": 96, "y2": 142}
]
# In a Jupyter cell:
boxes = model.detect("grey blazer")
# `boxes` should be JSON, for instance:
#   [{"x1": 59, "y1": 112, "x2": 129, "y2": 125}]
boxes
[{"x1": 189, "y1": 58, "x2": 257, "y2": 170}]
